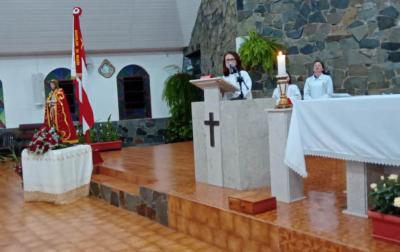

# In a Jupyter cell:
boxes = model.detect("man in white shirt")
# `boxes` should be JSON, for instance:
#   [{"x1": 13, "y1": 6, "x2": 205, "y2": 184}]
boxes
[{"x1": 303, "y1": 60, "x2": 333, "y2": 100}]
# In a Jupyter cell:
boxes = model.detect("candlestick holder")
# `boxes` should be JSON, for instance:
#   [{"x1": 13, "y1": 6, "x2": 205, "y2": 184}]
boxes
[{"x1": 275, "y1": 74, "x2": 292, "y2": 109}]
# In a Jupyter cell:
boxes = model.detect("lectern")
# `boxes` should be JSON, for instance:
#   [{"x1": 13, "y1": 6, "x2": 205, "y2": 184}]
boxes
[
  {"x1": 190, "y1": 78, "x2": 238, "y2": 186},
  {"x1": 191, "y1": 78, "x2": 275, "y2": 189}
]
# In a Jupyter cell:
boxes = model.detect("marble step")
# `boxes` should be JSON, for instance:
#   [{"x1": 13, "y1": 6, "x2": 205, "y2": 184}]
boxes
[{"x1": 94, "y1": 165, "x2": 156, "y2": 185}]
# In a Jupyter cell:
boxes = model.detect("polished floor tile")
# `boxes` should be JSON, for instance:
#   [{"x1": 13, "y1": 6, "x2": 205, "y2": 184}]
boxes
[
  {"x1": 0, "y1": 163, "x2": 223, "y2": 251},
  {"x1": 98, "y1": 142, "x2": 400, "y2": 251}
]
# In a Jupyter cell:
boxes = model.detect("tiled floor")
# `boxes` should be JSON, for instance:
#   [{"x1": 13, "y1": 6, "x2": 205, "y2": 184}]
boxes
[
  {"x1": 98, "y1": 142, "x2": 400, "y2": 251},
  {"x1": 0, "y1": 163, "x2": 223, "y2": 252}
]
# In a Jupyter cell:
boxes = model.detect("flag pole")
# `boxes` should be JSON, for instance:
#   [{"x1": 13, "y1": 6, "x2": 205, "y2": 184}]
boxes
[{"x1": 71, "y1": 7, "x2": 95, "y2": 143}]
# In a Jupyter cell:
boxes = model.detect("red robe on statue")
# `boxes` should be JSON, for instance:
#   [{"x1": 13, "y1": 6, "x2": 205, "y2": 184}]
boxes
[{"x1": 44, "y1": 88, "x2": 78, "y2": 143}]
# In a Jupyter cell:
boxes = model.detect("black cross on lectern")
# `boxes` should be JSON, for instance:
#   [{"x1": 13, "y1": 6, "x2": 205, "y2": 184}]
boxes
[{"x1": 204, "y1": 112, "x2": 219, "y2": 147}]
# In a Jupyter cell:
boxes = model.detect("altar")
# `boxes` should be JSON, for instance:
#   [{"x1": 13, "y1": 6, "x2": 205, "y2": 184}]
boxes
[
  {"x1": 284, "y1": 95, "x2": 400, "y2": 217},
  {"x1": 22, "y1": 145, "x2": 93, "y2": 204}
]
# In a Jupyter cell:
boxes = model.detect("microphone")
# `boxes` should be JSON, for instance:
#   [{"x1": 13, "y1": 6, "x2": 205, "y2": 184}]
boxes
[{"x1": 229, "y1": 64, "x2": 237, "y2": 74}]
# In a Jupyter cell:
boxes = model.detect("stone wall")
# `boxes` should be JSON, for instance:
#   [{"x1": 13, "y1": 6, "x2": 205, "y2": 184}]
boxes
[
  {"x1": 238, "y1": 0, "x2": 400, "y2": 95},
  {"x1": 185, "y1": 0, "x2": 238, "y2": 76},
  {"x1": 190, "y1": 0, "x2": 400, "y2": 96},
  {"x1": 90, "y1": 183, "x2": 168, "y2": 226},
  {"x1": 112, "y1": 118, "x2": 168, "y2": 146}
]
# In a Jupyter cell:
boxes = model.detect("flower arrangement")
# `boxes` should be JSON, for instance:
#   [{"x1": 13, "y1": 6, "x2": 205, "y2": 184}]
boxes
[
  {"x1": 369, "y1": 174, "x2": 400, "y2": 216},
  {"x1": 27, "y1": 127, "x2": 60, "y2": 155}
]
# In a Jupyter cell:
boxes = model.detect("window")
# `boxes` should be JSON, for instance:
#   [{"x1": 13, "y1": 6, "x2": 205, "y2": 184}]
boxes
[
  {"x1": 184, "y1": 50, "x2": 201, "y2": 78},
  {"x1": 0, "y1": 80, "x2": 5, "y2": 128},
  {"x1": 58, "y1": 79, "x2": 77, "y2": 120},
  {"x1": 117, "y1": 65, "x2": 151, "y2": 119},
  {"x1": 237, "y1": 0, "x2": 244, "y2": 10}
]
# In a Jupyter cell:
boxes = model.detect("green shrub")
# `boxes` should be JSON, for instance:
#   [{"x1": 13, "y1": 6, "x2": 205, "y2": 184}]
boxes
[
  {"x1": 162, "y1": 73, "x2": 202, "y2": 143},
  {"x1": 369, "y1": 174, "x2": 400, "y2": 216},
  {"x1": 83, "y1": 115, "x2": 120, "y2": 143}
]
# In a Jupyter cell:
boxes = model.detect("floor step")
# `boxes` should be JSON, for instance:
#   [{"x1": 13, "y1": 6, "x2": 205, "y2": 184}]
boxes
[
  {"x1": 95, "y1": 165, "x2": 157, "y2": 185},
  {"x1": 91, "y1": 174, "x2": 139, "y2": 195},
  {"x1": 90, "y1": 174, "x2": 168, "y2": 226}
]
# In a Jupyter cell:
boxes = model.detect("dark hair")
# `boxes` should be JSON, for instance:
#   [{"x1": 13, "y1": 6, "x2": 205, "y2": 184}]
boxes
[
  {"x1": 287, "y1": 71, "x2": 292, "y2": 84},
  {"x1": 313, "y1": 60, "x2": 330, "y2": 75},
  {"x1": 222, "y1": 51, "x2": 243, "y2": 76}
]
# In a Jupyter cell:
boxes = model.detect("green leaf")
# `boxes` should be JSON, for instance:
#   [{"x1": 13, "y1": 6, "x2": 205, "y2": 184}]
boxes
[
  {"x1": 239, "y1": 31, "x2": 285, "y2": 74},
  {"x1": 162, "y1": 73, "x2": 203, "y2": 143}
]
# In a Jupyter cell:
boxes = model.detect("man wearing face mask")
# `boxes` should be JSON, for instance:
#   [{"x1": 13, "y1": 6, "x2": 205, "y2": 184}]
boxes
[
  {"x1": 303, "y1": 60, "x2": 333, "y2": 100},
  {"x1": 222, "y1": 51, "x2": 253, "y2": 100}
]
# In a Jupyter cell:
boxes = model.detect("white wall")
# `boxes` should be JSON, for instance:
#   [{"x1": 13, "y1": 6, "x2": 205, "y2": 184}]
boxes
[
  {"x1": 0, "y1": 0, "x2": 201, "y2": 55},
  {"x1": 176, "y1": 0, "x2": 201, "y2": 45},
  {"x1": 0, "y1": 51, "x2": 183, "y2": 128}
]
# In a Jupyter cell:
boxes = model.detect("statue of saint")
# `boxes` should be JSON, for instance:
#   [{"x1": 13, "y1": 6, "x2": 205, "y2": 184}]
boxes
[{"x1": 44, "y1": 79, "x2": 78, "y2": 143}]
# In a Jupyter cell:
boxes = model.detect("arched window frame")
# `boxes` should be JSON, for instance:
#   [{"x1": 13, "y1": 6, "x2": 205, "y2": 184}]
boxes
[
  {"x1": 0, "y1": 80, "x2": 5, "y2": 128},
  {"x1": 116, "y1": 65, "x2": 151, "y2": 119}
]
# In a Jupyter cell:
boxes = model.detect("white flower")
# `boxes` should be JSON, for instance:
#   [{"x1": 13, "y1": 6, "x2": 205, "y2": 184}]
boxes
[
  {"x1": 370, "y1": 183, "x2": 377, "y2": 190},
  {"x1": 380, "y1": 176, "x2": 384, "y2": 181},
  {"x1": 388, "y1": 174, "x2": 398, "y2": 181},
  {"x1": 394, "y1": 197, "x2": 400, "y2": 208}
]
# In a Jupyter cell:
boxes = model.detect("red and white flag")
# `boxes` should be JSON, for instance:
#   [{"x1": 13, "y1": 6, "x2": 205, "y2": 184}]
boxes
[{"x1": 71, "y1": 7, "x2": 94, "y2": 136}]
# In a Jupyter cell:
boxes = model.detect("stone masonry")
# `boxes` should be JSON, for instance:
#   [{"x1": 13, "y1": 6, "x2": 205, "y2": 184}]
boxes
[
  {"x1": 187, "y1": 0, "x2": 400, "y2": 96},
  {"x1": 185, "y1": 0, "x2": 238, "y2": 76}
]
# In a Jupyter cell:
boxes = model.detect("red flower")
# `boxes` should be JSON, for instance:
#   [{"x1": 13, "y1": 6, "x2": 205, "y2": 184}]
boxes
[
  {"x1": 29, "y1": 145, "x2": 35, "y2": 152},
  {"x1": 27, "y1": 127, "x2": 61, "y2": 155}
]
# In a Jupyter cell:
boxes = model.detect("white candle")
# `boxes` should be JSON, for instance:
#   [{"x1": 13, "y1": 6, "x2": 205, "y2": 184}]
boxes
[{"x1": 277, "y1": 51, "x2": 286, "y2": 76}]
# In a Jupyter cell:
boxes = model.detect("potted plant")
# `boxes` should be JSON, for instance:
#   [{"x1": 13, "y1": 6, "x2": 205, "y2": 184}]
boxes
[
  {"x1": 368, "y1": 174, "x2": 400, "y2": 244},
  {"x1": 162, "y1": 73, "x2": 202, "y2": 143},
  {"x1": 88, "y1": 115, "x2": 122, "y2": 151},
  {"x1": 0, "y1": 149, "x2": 23, "y2": 187},
  {"x1": 0, "y1": 148, "x2": 22, "y2": 179},
  {"x1": 238, "y1": 31, "x2": 285, "y2": 96},
  {"x1": 239, "y1": 30, "x2": 284, "y2": 74}
]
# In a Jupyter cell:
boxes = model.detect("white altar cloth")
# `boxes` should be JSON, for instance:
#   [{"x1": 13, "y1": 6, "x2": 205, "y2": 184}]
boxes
[
  {"x1": 22, "y1": 144, "x2": 93, "y2": 204},
  {"x1": 284, "y1": 95, "x2": 400, "y2": 177}
]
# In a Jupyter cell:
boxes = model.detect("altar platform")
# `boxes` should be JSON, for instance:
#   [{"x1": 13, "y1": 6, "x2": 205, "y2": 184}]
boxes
[{"x1": 91, "y1": 142, "x2": 400, "y2": 252}]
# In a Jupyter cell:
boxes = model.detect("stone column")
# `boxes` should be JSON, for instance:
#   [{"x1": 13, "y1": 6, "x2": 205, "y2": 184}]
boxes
[
  {"x1": 267, "y1": 108, "x2": 305, "y2": 203},
  {"x1": 343, "y1": 161, "x2": 368, "y2": 218}
]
